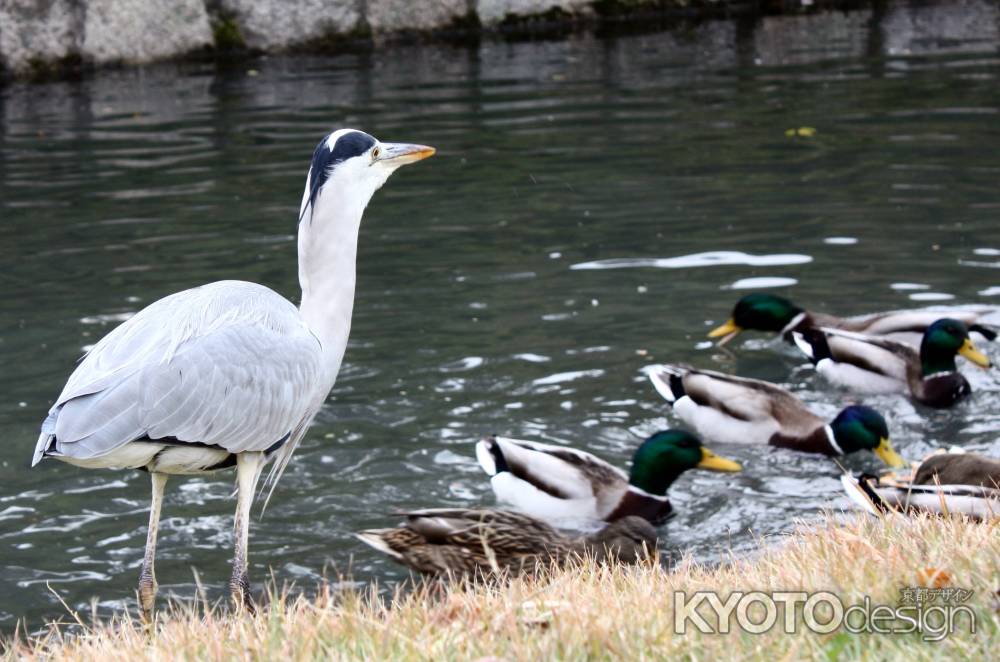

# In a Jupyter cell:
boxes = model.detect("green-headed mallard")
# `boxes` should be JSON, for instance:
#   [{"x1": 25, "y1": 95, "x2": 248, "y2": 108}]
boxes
[
  {"x1": 841, "y1": 451, "x2": 1000, "y2": 519},
  {"x1": 709, "y1": 293, "x2": 996, "y2": 346},
  {"x1": 791, "y1": 318, "x2": 993, "y2": 408},
  {"x1": 355, "y1": 508, "x2": 658, "y2": 577},
  {"x1": 475, "y1": 430, "x2": 741, "y2": 526},
  {"x1": 647, "y1": 364, "x2": 905, "y2": 467}
]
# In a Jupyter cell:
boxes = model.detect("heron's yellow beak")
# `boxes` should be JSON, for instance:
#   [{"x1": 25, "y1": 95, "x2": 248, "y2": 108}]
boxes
[
  {"x1": 874, "y1": 438, "x2": 906, "y2": 468},
  {"x1": 697, "y1": 447, "x2": 742, "y2": 472},
  {"x1": 958, "y1": 338, "x2": 992, "y2": 368},
  {"x1": 378, "y1": 143, "x2": 436, "y2": 166}
]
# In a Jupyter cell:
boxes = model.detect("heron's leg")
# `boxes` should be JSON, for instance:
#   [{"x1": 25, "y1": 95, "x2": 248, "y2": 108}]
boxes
[
  {"x1": 231, "y1": 451, "x2": 264, "y2": 610},
  {"x1": 139, "y1": 472, "x2": 169, "y2": 621}
]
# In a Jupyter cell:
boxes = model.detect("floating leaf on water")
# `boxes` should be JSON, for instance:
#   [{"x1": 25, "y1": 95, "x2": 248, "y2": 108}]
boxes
[{"x1": 785, "y1": 127, "x2": 817, "y2": 137}]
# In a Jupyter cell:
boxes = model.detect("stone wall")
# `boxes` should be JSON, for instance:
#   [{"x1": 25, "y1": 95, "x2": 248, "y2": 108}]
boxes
[
  {"x1": 0, "y1": 0, "x2": 213, "y2": 74},
  {"x1": 0, "y1": 1, "x2": 867, "y2": 77}
]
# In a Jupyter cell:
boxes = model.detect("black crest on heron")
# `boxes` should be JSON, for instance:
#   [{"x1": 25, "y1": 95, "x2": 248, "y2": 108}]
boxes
[{"x1": 299, "y1": 130, "x2": 377, "y2": 224}]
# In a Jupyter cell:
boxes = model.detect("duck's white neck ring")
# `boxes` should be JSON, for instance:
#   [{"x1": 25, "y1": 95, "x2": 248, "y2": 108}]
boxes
[
  {"x1": 780, "y1": 312, "x2": 808, "y2": 336},
  {"x1": 922, "y1": 370, "x2": 956, "y2": 381},
  {"x1": 627, "y1": 484, "x2": 670, "y2": 502},
  {"x1": 824, "y1": 425, "x2": 844, "y2": 455}
]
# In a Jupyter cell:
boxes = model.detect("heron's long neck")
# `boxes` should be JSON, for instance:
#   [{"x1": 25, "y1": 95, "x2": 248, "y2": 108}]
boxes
[{"x1": 297, "y1": 195, "x2": 368, "y2": 382}]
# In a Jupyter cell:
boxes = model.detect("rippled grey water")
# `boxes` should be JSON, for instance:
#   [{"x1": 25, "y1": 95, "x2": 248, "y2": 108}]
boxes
[{"x1": 3, "y1": 1, "x2": 1000, "y2": 630}]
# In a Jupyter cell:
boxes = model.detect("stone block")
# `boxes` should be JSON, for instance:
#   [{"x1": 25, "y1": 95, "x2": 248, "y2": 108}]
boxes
[
  {"x1": 81, "y1": 0, "x2": 213, "y2": 64},
  {"x1": 216, "y1": 0, "x2": 361, "y2": 50},
  {"x1": 0, "y1": 0, "x2": 79, "y2": 73},
  {"x1": 366, "y1": 0, "x2": 469, "y2": 33}
]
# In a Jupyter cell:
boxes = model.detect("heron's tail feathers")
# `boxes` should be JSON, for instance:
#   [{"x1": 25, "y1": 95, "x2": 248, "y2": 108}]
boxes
[
  {"x1": 258, "y1": 424, "x2": 308, "y2": 515},
  {"x1": 32, "y1": 411, "x2": 60, "y2": 466}
]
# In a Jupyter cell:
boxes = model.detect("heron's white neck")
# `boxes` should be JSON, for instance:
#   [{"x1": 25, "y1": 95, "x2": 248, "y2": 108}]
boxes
[{"x1": 297, "y1": 182, "x2": 372, "y2": 382}]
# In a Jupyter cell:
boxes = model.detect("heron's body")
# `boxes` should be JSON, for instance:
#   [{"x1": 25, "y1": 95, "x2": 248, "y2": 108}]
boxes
[
  {"x1": 34, "y1": 281, "x2": 325, "y2": 476},
  {"x1": 32, "y1": 129, "x2": 435, "y2": 616}
]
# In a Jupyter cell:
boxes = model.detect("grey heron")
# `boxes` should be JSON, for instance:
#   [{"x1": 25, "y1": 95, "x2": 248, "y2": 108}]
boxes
[{"x1": 32, "y1": 129, "x2": 435, "y2": 616}]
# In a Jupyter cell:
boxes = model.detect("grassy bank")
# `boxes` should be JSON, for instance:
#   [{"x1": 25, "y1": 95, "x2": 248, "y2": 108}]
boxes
[{"x1": 6, "y1": 513, "x2": 998, "y2": 660}]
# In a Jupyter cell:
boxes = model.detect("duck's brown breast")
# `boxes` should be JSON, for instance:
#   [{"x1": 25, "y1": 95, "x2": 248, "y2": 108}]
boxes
[{"x1": 604, "y1": 491, "x2": 673, "y2": 525}]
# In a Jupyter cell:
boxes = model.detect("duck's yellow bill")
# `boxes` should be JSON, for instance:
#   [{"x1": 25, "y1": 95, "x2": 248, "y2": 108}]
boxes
[
  {"x1": 875, "y1": 438, "x2": 907, "y2": 469},
  {"x1": 959, "y1": 339, "x2": 992, "y2": 368},
  {"x1": 708, "y1": 319, "x2": 742, "y2": 344},
  {"x1": 697, "y1": 448, "x2": 742, "y2": 472}
]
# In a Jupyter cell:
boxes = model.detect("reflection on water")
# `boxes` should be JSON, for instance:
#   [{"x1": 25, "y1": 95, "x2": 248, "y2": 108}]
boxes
[{"x1": 2, "y1": 0, "x2": 1000, "y2": 629}]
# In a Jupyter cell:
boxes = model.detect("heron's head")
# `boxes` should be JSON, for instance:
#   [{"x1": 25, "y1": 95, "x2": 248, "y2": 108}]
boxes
[{"x1": 299, "y1": 128, "x2": 435, "y2": 225}]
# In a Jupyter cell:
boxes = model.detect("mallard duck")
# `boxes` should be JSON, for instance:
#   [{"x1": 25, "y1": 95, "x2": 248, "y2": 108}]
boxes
[
  {"x1": 647, "y1": 364, "x2": 905, "y2": 467},
  {"x1": 841, "y1": 452, "x2": 1000, "y2": 519},
  {"x1": 475, "y1": 430, "x2": 741, "y2": 526},
  {"x1": 791, "y1": 318, "x2": 993, "y2": 408},
  {"x1": 708, "y1": 293, "x2": 996, "y2": 346},
  {"x1": 355, "y1": 508, "x2": 658, "y2": 577}
]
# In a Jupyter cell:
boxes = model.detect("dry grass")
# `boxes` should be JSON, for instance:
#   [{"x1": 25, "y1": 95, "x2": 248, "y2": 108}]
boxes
[{"x1": 5, "y1": 513, "x2": 999, "y2": 661}]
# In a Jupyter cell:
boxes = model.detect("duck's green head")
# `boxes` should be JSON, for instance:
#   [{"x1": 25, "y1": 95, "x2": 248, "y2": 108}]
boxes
[
  {"x1": 708, "y1": 293, "x2": 803, "y2": 343},
  {"x1": 920, "y1": 318, "x2": 992, "y2": 376},
  {"x1": 629, "y1": 430, "x2": 741, "y2": 496},
  {"x1": 830, "y1": 406, "x2": 905, "y2": 468}
]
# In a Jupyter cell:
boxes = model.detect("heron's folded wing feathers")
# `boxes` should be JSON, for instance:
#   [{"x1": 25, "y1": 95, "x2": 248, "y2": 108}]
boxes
[{"x1": 47, "y1": 281, "x2": 323, "y2": 461}]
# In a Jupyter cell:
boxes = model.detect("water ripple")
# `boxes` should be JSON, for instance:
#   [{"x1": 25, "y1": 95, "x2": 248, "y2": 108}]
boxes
[
  {"x1": 571, "y1": 251, "x2": 813, "y2": 271},
  {"x1": 3, "y1": 2, "x2": 1000, "y2": 630}
]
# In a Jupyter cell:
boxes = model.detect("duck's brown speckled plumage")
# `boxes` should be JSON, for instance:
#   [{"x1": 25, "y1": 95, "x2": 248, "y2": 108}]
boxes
[
  {"x1": 356, "y1": 509, "x2": 658, "y2": 577},
  {"x1": 913, "y1": 453, "x2": 1000, "y2": 488}
]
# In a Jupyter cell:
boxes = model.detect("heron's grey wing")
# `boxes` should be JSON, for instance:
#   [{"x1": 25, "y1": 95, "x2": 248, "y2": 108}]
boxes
[{"x1": 37, "y1": 281, "x2": 323, "y2": 464}]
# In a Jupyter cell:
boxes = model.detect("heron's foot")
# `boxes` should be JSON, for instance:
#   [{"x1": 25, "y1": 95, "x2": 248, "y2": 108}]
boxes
[
  {"x1": 138, "y1": 572, "x2": 158, "y2": 622},
  {"x1": 229, "y1": 572, "x2": 255, "y2": 614}
]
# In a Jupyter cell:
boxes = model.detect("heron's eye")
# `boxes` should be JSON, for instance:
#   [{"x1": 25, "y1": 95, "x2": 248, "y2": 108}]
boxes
[{"x1": 372, "y1": 146, "x2": 381, "y2": 161}]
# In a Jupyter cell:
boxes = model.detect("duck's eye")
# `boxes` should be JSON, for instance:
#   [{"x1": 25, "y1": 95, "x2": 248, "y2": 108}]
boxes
[{"x1": 372, "y1": 146, "x2": 381, "y2": 160}]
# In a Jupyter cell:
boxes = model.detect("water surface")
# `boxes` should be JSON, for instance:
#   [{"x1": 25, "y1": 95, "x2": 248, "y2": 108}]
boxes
[{"x1": 2, "y1": 1, "x2": 1000, "y2": 629}]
